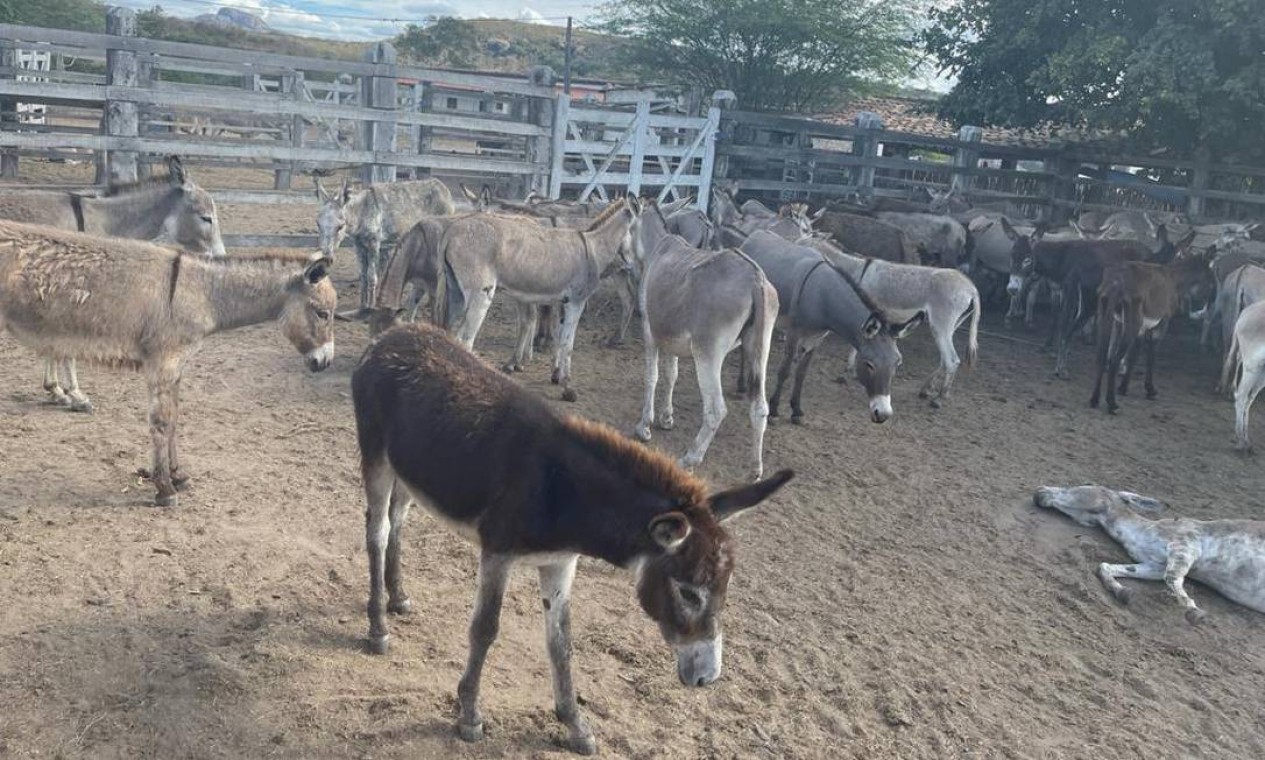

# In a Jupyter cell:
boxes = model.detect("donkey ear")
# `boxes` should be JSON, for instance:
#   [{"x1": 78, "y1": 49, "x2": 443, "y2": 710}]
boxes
[
  {"x1": 166, "y1": 155, "x2": 187, "y2": 185},
  {"x1": 339, "y1": 178, "x2": 352, "y2": 206},
  {"x1": 1179, "y1": 228, "x2": 1197, "y2": 251},
  {"x1": 999, "y1": 217, "x2": 1019, "y2": 241},
  {"x1": 627, "y1": 195, "x2": 644, "y2": 215},
  {"x1": 480, "y1": 186, "x2": 492, "y2": 210},
  {"x1": 811, "y1": 207, "x2": 825, "y2": 221},
  {"x1": 304, "y1": 256, "x2": 333, "y2": 284},
  {"x1": 460, "y1": 183, "x2": 478, "y2": 202},
  {"x1": 315, "y1": 178, "x2": 330, "y2": 203},
  {"x1": 710, "y1": 469, "x2": 794, "y2": 522},
  {"x1": 861, "y1": 312, "x2": 883, "y2": 339},
  {"x1": 648, "y1": 512, "x2": 692, "y2": 552},
  {"x1": 892, "y1": 311, "x2": 925, "y2": 338},
  {"x1": 1117, "y1": 490, "x2": 1164, "y2": 513}
]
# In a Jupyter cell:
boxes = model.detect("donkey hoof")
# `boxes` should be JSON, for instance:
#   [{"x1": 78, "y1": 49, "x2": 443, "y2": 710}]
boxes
[
  {"x1": 929, "y1": 398, "x2": 943, "y2": 410},
  {"x1": 458, "y1": 721, "x2": 484, "y2": 743},
  {"x1": 791, "y1": 414, "x2": 804, "y2": 425},
  {"x1": 563, "y1": 732, "x2": 597, "y2": 756},
  {"x1": 500, "y1": 363, "x2": 517, "y2": 374},
  {"x1": 1113, "y1": 586, "x2": 1132, "y2": 605},
  {"x1": 1146, "y1": 390, "x2": 1158, "y2": 400},
  {"x1": 367, "y1": 634, "x2": 391, "y2": 655},
  {"x1": 154, "y1": 492, "x2": 178, "y2": 508},
  {"x1": 69, "y1": 399, "x2": 94, "y2": 414},
  {"x1": 172, "y1": 473, "x2": 192, "y2": 492},
  {"x1": 388, "y1": 597, "x2": 413, "y2": 615},
  {"x1": 917, "y1": 388, "x2": 930, "y2": 399},
  {"x1": 604, "y1": 336, "x2": 624, "y2": 348},
  {"x1": 550, "y1": 368, "x2": 563, "y2": 385},
  {"x1": 561, "y1": 389, "x2": 578, "y2": 403},
  {"x1": 1185, "y1": 608, "x2": 1207, "y2": 625},
  {"x1": 632, "y1": 425, "x2": 652, "y2": 442},
  {"x1": 657, "y1": 417, "x2": 675, "y2": 431},
  {"x1": 1107, "y1": 404, "x2": 1119, "y2": 415}
]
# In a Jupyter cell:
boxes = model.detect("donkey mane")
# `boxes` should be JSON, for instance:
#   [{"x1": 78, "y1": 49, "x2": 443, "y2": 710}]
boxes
[
  {"x1": 584, "y1": 200, "x2": 627, "y2": 231},
  {"x1": 103, "y1": 171, "x2": 179, "y2": 197},
  {"x1": 216, "y1": 250, "x2": 320, "y2": 266},
  {"x1": 562, "y1": 415, "x2": 708, "y2": 508}
]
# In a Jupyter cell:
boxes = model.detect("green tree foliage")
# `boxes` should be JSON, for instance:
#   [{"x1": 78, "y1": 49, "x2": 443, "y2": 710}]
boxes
[
  {"x1": 0, "y1": 0, "x2": 105, "y2": 31},
  {"x1": 396, "y1": 17, "x2": 481, "y2": 69},
  {"x1": 598, "y1": 0, "x2": 921, "y2": 112},
  {"x1": 923, "y1": 0, "x2": 1265, "y2": 161}
]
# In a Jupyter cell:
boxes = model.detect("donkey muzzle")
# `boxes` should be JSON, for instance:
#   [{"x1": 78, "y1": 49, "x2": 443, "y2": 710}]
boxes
[
  {"x1": 306, "y1": 341, "x2": 335, "y2": 372},
  {"x1": 869, "y1": 394, "x2": 892, "y2": 424},
  {"x1": 674, "y1": 636, "x2": 723, "y2": 688},
  {"x1": 1006, "y1": 274, "x2": 1024, "y2": 296}
]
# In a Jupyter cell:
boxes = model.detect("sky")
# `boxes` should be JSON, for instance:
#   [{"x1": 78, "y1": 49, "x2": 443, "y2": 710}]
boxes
[{"x1": 113, "y1": 0, "x2": 601, "y2": 40}]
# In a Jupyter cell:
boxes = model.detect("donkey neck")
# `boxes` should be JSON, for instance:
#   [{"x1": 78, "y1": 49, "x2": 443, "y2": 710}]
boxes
[
  {"x1": 582, "y1": 208, "x2": 631, "y2": 269},
  {"x1": 82, "y1": 186, "x2": 179, "y2": 240},
  {"x1": 1097, "y1": 507, "x2": 1164, "y2": 558},
  {"x1": 181, "y1": 259, "x2": 300, "y2": 333}
]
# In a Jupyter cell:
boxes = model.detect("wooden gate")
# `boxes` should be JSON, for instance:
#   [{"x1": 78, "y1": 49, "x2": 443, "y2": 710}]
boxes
[{"x1": 548, "y1": 95, "x2": 720, "y2": 212}]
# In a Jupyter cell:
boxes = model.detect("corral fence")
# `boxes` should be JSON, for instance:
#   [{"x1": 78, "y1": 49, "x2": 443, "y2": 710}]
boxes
[
  {"x1": 1, "y1": 10, "x2": 1261, "y2": 253},
  {"x1": 716, "y1": 110, "x2": 1265, "y2": 224}
]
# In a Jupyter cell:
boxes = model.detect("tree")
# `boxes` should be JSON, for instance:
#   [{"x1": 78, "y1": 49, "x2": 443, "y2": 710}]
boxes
[
  {"x1": 0, "y1": 0, "x2": 105, "y2": 31},
  {"x1": 923, "y1": 0, "x2": 1265, "y2": 162},
  {"x1": 395, "y1": 17, "x2": 481, "y2": 69},
  {"x1": 598, "y1": 0, "x2": 921, "y2": 113}
]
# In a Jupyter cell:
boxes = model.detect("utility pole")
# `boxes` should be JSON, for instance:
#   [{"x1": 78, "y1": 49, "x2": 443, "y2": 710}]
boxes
[{"x1": 563, "y1": 16, "x2": 573, "y2": 95}]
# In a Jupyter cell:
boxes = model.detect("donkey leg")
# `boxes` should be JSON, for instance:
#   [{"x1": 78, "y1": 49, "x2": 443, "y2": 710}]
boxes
[
  {"x1": 635, "y1": 340, "x2": 660, "y2": 441},
  {"x1": 455, "y1": 284, "x2": 495, "y2": 350},
  {"x1": 660, "y1": 355, "x2": 679, "y2": 431},
  {"x1": 606, "y1": 271, "x2": 634, "y2": 348},
  {"x1": 1234, "y1": 364, "x2": 1265, "y2": 453},
  {"x1": 1118, "y1": 338, "x2": 1142, "y2": 396},
  {"x1": 504, "y1": 302, "x2": 535, "y2": 372},
  {"x1": 385, "y1": 485, "x2": 413, "y2": 615},
  {"x1": 363, "y1": 454, "x2": 395, "y2": 654},
  {"x1": 457, "y1": 552, "x2": 513, "y2": 742},
  {"x1": 62, "y1": 359, "x2": 93, "y2": 414},
  {"x1": 42, "y1": 358, "x2": 71, "y2": 407},
  {"x1": 1089, "y1": 314, "x2": 1114, "y2": 409},
  {"x1": 551, "y1": 299, "x2": 586, "y2": 402},
  {"x1": 789, "y1": 338, "x2": 825, "y2": 424},
  {"x1": 768, "y1": 333, "x2": 800, "y2": 418},
  {"x1": 362, "y1": 239, "x2": 383, "y2": 313},
  {"x1": 744, "y1": 343, "x2": 770, "y2": 481},
  {"x1": 1097, "y1": 561, "x2": 1164, "y2": 605},
  {"x1": 539, "y1": 557, "x2": 596, "y2": 755},
  {"x1": 535, "y1": 304, "x2": 555, "y2": 352},
  {"x1": 681, "y1": 346, "x2": 727, "y2": 470},
  {"x1": 927, "y1": 315, "x2": 962, "y2": 407},
  {"x1": 168, "y1": 372, "x2": 189, "y2": 490},
  {"x1": 1143, "y1": 333, "x2": 1159, "y2": 399},
  {"x1": 1163, "y1": 544, "x2": 1205, "y2": 624},
  {"x1": 145, "y1": 363, "x2": 181, "y2": 507}
]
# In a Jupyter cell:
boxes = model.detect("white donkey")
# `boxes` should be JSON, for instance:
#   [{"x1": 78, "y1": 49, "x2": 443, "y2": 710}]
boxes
[
  {"x1": 1034, "y1": 485, "x2": 1265, "y2": 623},
  {"x1": 1224, "y1": 300, "x2": 1265, "y2": 452}
]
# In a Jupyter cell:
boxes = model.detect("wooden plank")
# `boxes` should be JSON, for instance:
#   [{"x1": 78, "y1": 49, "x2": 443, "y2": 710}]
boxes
[
  {"x1": 695, "y1": 105, "x2": 719, "y2": 213},
  {"x1": 0, "y1": 24, "x2": 555, "y2": 97},
  {"x1": 627, "y1": 100, "x2": 649, "y2": 196},
  {"x1": 0, "y1": 132, "x2": 543, "y2": 174},
  {"x1": 0, "y1": 81, "x2": 548, "y2": 137},
  {"x1": 563, "y1": 139, "x2": 699, "y2": 159},
  {"x1": 561, "y1": 172, "x2": 703, "y2": 186},
  {"x1": 223, "y1": 233, "x2": 320, "y2": 249}
]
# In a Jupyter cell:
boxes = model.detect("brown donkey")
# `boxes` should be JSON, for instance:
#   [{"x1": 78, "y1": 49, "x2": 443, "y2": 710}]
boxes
[
  {"x1": 352, "y1": 323, "x2": 792, "y2": 755},
  {"x1": 0, "y1": 221, "x2": 337, "y2": 505},
  {"x1": 1090, "y1": 254, "x2": 1214, "y2": 413}
]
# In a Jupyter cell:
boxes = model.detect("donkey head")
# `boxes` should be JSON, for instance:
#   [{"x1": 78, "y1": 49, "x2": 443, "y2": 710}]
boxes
[
  {"x1": 1034, "y1": 485, "x2": 1163, "y2": 527},
  {"x1": 637, "y1": 470, "x2": 794, "y2": 687},
  {"x1": 852, "y1": 312, "x2": 923, "y2": 423},
  {"x1": 1002, "y1": 217, "x2": 1036, "y2": 295},
  {"x1": 315, "y1": 178, "x2": 354, "y2": 258},
  {"x1": 281, "y1": 255, "x2": 338, "y2": 372},
  {"x1": 161, "y1": 156, "x2": 226, "y2": 258}
]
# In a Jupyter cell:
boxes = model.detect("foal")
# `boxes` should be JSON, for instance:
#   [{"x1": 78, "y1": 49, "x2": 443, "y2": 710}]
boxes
[{"x1": 352, "y1": 324, "x2": 791, "y2": 754}]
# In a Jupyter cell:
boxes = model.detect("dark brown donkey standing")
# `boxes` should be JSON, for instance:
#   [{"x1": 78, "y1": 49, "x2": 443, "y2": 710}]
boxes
[
  {"x1": 1090, "y1": 254, "x2": 1214, "y2": 413},
  {"x1": 352, "y1": 324, "x2": 792, "y2": 755}
]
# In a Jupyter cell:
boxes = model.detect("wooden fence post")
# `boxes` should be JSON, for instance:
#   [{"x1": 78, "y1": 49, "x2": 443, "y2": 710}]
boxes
[
  {"x1": 695, "y1": 103, "x2": 721, "y2": 213},
  {"x1": 852, "y1": 112, "x2": 883, "y2": 197},
  {"x1": 1188, "y1": 147, "x2": 1211, "y2": 220},
  {"x1": 360, "y1": 42, "x2": 398, "y2": 186},
  {"x1": 0, "y1": 41, "x2": 17, "y2": 178},
  {"x1": 103, "y1": 6, "x2": 139, "y2": 184},
  {"x1": 1044, "y1": 152, "x2": 1078, "y2": 224},
  {"x1": 548, "y1": 93, "x2": 569, "y2": 199},
  {"x1": 626, "y1": 99, "x2": 650, "y2": 197},
  {"x1": 275, "y1": 70, "x2": 303, "y2": 189},
  {"x1": 950, "y1": 125, "x2": 982, "y2": 197},
  {"x1": 527, "y1": 91, "x2": 554, "y2": 197}
]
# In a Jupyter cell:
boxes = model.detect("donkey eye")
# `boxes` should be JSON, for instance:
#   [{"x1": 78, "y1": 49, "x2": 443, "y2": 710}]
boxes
[
  {"x1": 678, "y1": 586, "x2": 703, "y2": 608},
  {"x1": 314, "y1": 309, "x2": 332, "y2": 321},
  {"x1": 199, "y1": 215, "x2": 214, "y2": 224}
]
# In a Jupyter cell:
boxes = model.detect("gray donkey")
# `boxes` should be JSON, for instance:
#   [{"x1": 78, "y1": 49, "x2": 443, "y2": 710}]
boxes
[
  {"x1": 0, "y1": 155, "x2": 226, "y2": 412},
  {"x1": 316, "y1": 177, "x2": 455, "y2": 315},
  {"x1": 440, "y1": 200, "x2": 636, "y2": 401},
  {"x1": 630, "y1": 198, "x2": 778, "y2": 479},
  {"x1": 740, "y1": 230, "x2": 924, "y2": 424}
]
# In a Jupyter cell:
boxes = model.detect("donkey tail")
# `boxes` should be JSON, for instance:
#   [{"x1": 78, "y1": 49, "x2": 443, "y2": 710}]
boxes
[
  {"x1": 747, "y1": 273, "x2": 777, "y2": 400},
  {"x1": 965, "y1": 285, "x2": 981, "y2": 369}
]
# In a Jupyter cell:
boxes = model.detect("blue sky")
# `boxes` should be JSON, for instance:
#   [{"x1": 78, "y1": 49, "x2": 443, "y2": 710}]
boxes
[{"x1": 114, "y1": 0, "x2": 601, "y2": 40}]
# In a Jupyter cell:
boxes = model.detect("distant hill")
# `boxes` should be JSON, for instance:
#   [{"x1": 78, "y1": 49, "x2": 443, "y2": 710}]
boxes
[{"x1": 192, "y1": 8, "x2": 271, "y2": 34}]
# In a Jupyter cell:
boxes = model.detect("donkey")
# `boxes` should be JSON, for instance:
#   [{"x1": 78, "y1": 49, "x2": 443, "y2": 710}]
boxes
[
  {"x1": 0, "y1": 221, "x2": 336, "y2": 506},
  {"x1": 739, "y1": 230, "x2": 923, "y2": 424},
  {"x1": 1034, "y1": 485, "x2": 1265, "y2": 623},
  {"x1": 873, "y1": 211, "x2": 968, "y2": 268},
  {"x1": 629, "y1": 199, "x2": 778, "y2": 478},
  {"x1": 315, "y1": 177, "x2": 455, "y2": 315},
  {"x1": 0, "y1": 155, "x2": 226, "y2": 412},
  {"x1": 1217, "y1": 265, "x2": 1265, "y2": 395},
  {"x1": 807, "y1": 209, "x2": 919, "y2": 264},
  {"x1": 803, "y1": 239, "x2": 980, "y2": 407},
  {"x1": 1090, "y1": 254, "x2": 1215, "y2": 413},
  {"x1": 711, "y1": 189, "x2": 811, "y2": 249},
  {"x1": 1222, "y1": 301, "x2": 1265, "y2": 452},
  {"x1": 352, "y1": 323, "x2": 792, "y2": 754},
  {"x1": 440, "y1": 201, "x2": 635, "y2": 401}
]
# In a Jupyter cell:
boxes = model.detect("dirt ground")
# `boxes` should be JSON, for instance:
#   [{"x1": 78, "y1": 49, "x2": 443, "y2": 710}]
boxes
[{"x1": 3, "y1": 167, "x2": 1265, "y2": 759}]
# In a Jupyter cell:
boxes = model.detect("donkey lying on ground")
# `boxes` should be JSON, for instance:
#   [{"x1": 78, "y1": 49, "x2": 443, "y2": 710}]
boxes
[
  {"x1": 1224, "y1": 301, "x2": 1265, "y2": 452},
  {"x1": 740, "y1": 230, "x2": 923, "y2": 424},
  {"x1": 352, "y1": 323, "x2": 792, "y2": 754},
  {"x1": 0, "y1": 156, "x2": 226, "y2": 412},
  {"x1": 630, "y1": 198, "x2": 778, "y2": 478},
  {"x1": 803, "y1": 239, "x2": 980, "y2": 407},
  {"x1": 440, "y1": 200, "x2": 634, "y2": 401},
  {"x1": 1090, "y1": 254, "x2": 1214, "y2": 413},
  {"x1": 1034, "y1": 485, "x2": 1265, "y2": 623},
  {"x1": 0, "y1": 221, "x2": 336, "y2": 506},
  {"x1": 316, "y1": 177, "x2": 454, "y2": 315}
]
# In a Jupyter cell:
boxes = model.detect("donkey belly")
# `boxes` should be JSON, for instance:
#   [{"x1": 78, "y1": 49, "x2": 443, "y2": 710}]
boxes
[{"x1": 397, "y1": 477, "x2": 482, "y2": 546}]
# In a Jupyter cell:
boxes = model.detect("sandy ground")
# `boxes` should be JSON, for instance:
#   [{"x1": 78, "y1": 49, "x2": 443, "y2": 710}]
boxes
[{"x1": 2, "y1": 166, "x2": 1265, "y2": 759}]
